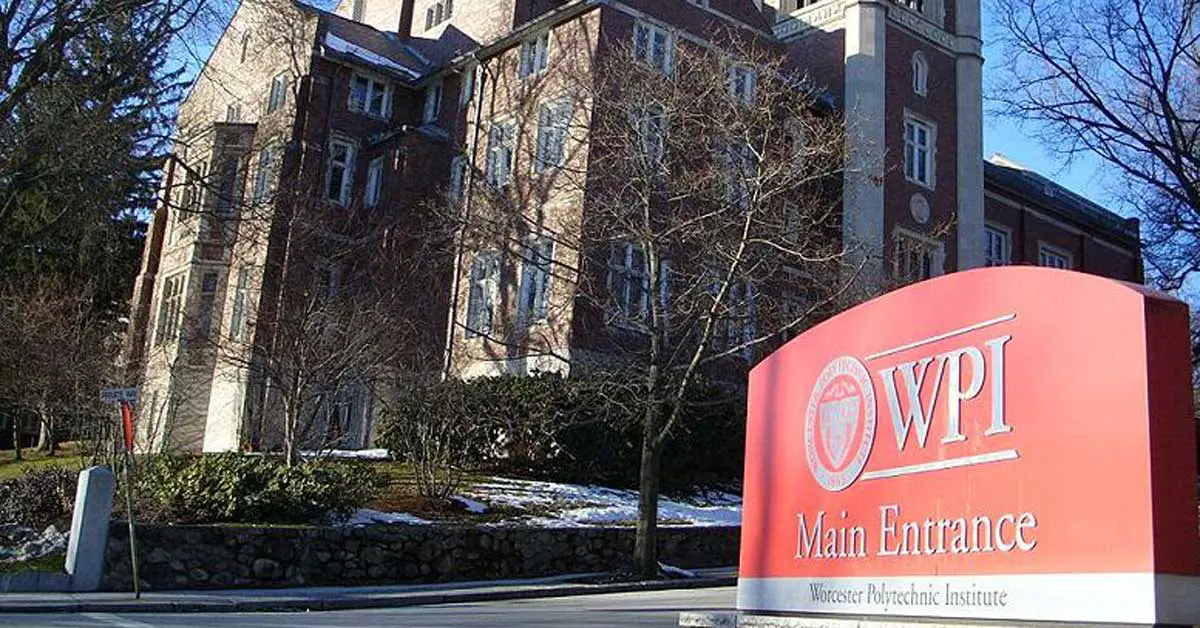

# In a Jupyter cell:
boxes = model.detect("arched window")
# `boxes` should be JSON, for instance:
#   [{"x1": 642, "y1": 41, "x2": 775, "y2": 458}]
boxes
[{"x1": 912, "y1": 51, "x2": 929, "y2": 97}]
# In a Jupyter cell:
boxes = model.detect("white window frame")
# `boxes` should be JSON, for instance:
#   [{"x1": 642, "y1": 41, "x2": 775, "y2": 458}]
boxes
[
  {"x1": 485, "y1": 119, "x2": 515, "y2": 188},
  {"x1": 912, "y1": 51, "x2": 929, "y2": 97},
  {"x1": 903, "y1": 113, "x2": 936, "y2": 189},
  {"x1": 225, "y1": 103, "x2": 242, "y2": 123},
  {"x1": 349, "y1": 74, "x2": 392, "y2": 119},
  {"x1": 425, "y1": 0, "x2": 453, "y2": 30},
  {"x1": 465, "y1": 250, "x2": 500, "y2": 338},
  {"x1": 267, "y1": 72, "x2": 288, "y2": 113},
  {"x1": 635, "y1": 105, "x2": 666, "y2": 168},
  {"x1": 364, "y1": 156, "x2": 385, "y2": 207},
  {"x1": 422, "y1": 80, "x2": 443, "y2": 124},
  {"x1": 252, "y1": 146, "x2": 276, "y2": 203},
  {"x1": 633, "y1": 21, "x2": 675, "y2": 74},
  {"x1": 728, "y1": 63, "x2": 756, "y2": 106},
  {"x1": 519, "y1": 32, "x2": 550, "y2": 79},
  {"x1": 154, "y1": 272, "x2": 186, "y2": 347},
  {"x1": 893, "y1": 228, "x2": 945, "y2": 283},
  {"x1": 535, "y1": 99, "x2": 570, "y2": 173},
  {"x1": 1038, "y1": 242, "x2": 1073, "y2": 269},
  {"x1": 517, "y1": 237, "x2": 554, "y2": 324},
  {"x1": 608, "y1": 241, "x2": 651, "y2": 324},
  {"x1": 326, "y1": 139, "x2": 356, "y2": 206},
  {"x1": 984, "y1": 223, "x2": 1012, "y2": 267}
]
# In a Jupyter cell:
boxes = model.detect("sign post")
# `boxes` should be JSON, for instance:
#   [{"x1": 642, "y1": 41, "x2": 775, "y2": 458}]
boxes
[
  {"x1": 101, "y1": 388, "x2": 141, "y2": 600},
  {"x1": 723, "y1": 268, "x2": 1199, "y2": 626}
]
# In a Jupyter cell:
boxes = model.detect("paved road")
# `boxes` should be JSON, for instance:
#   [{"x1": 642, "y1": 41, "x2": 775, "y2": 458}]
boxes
[{"x1": 0, "y1": 586, "x2": 735, "y2": 627}]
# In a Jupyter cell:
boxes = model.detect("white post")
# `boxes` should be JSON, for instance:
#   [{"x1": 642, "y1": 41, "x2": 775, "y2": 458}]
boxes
[{"x1": 64, "y1": 466, "x2": 116, "y2": 592}]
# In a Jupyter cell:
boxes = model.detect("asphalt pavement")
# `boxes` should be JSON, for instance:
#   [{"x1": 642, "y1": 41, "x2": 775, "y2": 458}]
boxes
[{"x1": 0, "y1": 586, "x2": 737, "y2": 627}]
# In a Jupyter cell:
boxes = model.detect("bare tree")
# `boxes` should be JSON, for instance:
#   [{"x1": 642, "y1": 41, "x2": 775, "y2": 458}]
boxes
[
  {"x1": 990, "y1": 0, "x2": 1199, "y2": 287},
  {"x1": 448, "y1": 37, "x2": 859, "y2": 577},
  {"x1": 0, "y1": 277, "x2": 118, "y2": 457}
]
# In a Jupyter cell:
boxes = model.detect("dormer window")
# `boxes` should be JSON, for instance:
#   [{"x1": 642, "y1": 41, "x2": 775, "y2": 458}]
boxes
[
  {"x1": 912, "y1": 51, "x2": 928, "y2": 97},
  {"x1": 349, "y1": 75, "x2": 391, "y2": 118}
]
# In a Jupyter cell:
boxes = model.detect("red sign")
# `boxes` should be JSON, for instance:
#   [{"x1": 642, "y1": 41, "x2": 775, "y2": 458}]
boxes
[
  {"x1": 739, "y1": 267, "x2": 1198, "y2": 623},
  {"x1": 120, "y1": 401, "x2": 135, "y2": 452}
]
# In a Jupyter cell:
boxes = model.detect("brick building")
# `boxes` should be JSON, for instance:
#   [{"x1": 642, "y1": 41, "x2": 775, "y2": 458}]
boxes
[{"x1": 127, "y1": 0, "x2": 1142, "y2": 453}]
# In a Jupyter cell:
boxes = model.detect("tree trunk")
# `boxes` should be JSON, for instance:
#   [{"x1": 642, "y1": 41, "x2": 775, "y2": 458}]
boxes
[
  {"x1": 633, "y1": 401, "x2": 664, "y2": 580},
  {"x1": 35, "y1": 404, "x2": 52, "y2": 454}
]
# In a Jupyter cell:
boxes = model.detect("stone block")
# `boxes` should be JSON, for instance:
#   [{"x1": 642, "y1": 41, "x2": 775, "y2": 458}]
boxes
[{"x1": 65, "y1": 467, "x2": 117, "y2": 592}]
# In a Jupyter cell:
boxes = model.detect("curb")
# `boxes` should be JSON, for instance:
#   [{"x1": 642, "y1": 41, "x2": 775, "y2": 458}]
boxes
[{"x1": 0, "y1": 575, "x2": 736, "y2": 614}]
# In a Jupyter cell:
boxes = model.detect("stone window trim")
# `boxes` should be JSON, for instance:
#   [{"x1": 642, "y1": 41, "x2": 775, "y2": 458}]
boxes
[
  {"x1": 465, "y1": 250, "x2": 501, "y2": 339},
  {"x1": 902, "y1": 110, "x2": 937, "y2": 190},
  {"x1": 154, "y1": 272, "x2": 187, "y2": 348},
  {"x1": 892, "y1": 227, "x2": 945, "y2": 282},
  {"x1": 984, "y1": 222, "x2": 1013, "y2": 267},
  {"x1": 519, "y1": 31, "x2": 551, "y2": 80},
  {"x1": 912, "y1": 51, "x2": 929, "y2": 97},
  {"x1": 1037, "y1": 241, "x2": 1073, "y2": 270}
]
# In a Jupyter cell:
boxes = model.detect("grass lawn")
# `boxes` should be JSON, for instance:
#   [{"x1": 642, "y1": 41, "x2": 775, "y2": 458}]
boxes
[
  {"x1": 0, "y1": 553, "x2": 65, "y2": 574},
  {"x1": 0, "y1": 442, "x2": 88, "y2": 481}
]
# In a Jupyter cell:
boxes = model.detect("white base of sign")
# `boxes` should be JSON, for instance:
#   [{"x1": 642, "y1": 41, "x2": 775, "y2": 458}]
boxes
[{"x1": 738, "y1": 574, "x2": 1200, "y2": 625}]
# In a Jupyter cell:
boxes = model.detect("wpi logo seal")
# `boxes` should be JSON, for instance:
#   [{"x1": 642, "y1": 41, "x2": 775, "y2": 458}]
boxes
[{"x1": 804, "y1": 356, "x2": 876, "y2": 491}]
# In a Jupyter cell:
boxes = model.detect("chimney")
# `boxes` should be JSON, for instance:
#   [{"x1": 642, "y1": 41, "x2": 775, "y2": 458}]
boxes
[{"x1": 398, "y1": 0, "x2": 415, "y2": 38}]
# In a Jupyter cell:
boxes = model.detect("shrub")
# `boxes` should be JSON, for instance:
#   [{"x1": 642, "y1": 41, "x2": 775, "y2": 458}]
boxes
[
  {"x1": 0, "y1": 468, "x2": 77, "y2": 529},
  {"x1": 377, "y1": 373, "x2": 745, "y2": 492},
  {"x1": 133, "y1": 454, "x2": 387, "y2": 525}
]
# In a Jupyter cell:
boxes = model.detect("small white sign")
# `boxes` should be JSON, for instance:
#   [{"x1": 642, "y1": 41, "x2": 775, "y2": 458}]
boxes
[{"x1": 100, "y1": 388, "x2": 139, "y2": 404}]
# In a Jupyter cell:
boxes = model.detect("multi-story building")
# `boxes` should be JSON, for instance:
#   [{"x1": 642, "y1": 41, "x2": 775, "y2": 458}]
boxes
[{"x1": 127, "y1": 0, "x2": 1142, "y2": 453}]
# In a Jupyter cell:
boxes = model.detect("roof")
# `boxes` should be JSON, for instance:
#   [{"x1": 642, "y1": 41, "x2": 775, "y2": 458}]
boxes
[
  {"x1": 299, "y1": 4, "x2": 435, "y2": 84},
  {"x1": 983, "y1": 157, "x2": 1140, "y2": 244}
]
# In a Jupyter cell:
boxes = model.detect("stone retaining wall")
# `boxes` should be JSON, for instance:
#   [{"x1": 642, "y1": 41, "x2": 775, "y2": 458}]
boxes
[{"x1": 102, "y1": 523, "x2": 740, "y2": 591}]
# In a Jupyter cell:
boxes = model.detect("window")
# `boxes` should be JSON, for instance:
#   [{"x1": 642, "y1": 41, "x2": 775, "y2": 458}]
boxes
[
  {"x1": 267, "y1": 72, "x2": 288, "y2": 113},
  {"x1": 449, "y1": 155, "x2": 468, "y2": 200},
  {"x1": 154, "y1": 273, "x2": 185, "y2": 347},
  {"x1": 783, "y1": 201, "x2": 801, "y2": 242},
  {"x1": 364, "y1": 156, "x2": 384, "y2": 207},
  {"x1": 460, "y1": 64, "x2": 476, "y2": 105},
  {"x1": 728, "y1": 64, "x2": 756, "y2": 105},
  {"x1": 636, "y1": 105, "x2": 666, "y2": 168},
  {"x1": 1038, "y1": 243, "x2": 1072, "y2": 269},
  {"x1": 518, "y1": 237, "x2": 554, "y2": 323},
  {"x1": 688, "y1": 0, "x2": 710, "y2": 5},
  {"x1": 721, "y1": 141, "x2": 755, "y2": 210},
  {"x1": 608, "y1": 242, "x2": 650, "y2": 322},
  {"x1": 225, "y1": 104, "x2": 242, "y2": 122},
  {"x1": 252, "y1": 147, "x2": 275, "y2": 203},
  {"x1": 230, "y1": 267, "x2": 249, "y2": 340},
  {"x1": 351, "y1": 0, "x2": 365, "y2": 21},
  {"x1": 240, "y1": 33, "x2": 250, "y2": 63},
  {"x1": 634, "y1": 21, "x2": 674, "y2": 74},
  {"x1": 903, "y1": 116, "x2": 935, "y2": 188},
  {"x1": 894, "y1": 231, "x2": 943, "y2": 282},
  {"x1": 912, "y1": 52, "x2": 929, "y2": 97},
  {"x1": 465, "y1": 251, "x2": 500, "y2": 338},
  {"x1": 713, "y1": 280, "x2": 756, "y2": 361},
  {"x1": 326, "y1": 140, "x2": 355, "y2": 205},
  {"x1": 985, "y1": 225, "x2": 1011, "y2": 267},
  {"x1": 349, "y1": 75, "x2": 391, "y2": 118},
  {"x1": 194, "y1": 271, "x2": 219, "y2": 340},
  {"x1": 214, "y1": 157, "x2": 239, "y2": 217},
  {"x1": 422, "y1": 81, "x2": 442, "y2": 124},
  {"x1": 485, "y1": 121, "x2": 515, "y2": 187},
  {"x1": 535, "y1": 100, "x2": 570, "y2": 172},
  {"x1": 519, "y1": 32, "x2": 550, "y2": 79},
  {"x1": 425, "y1": 0, "x2": 453, "y2": 30}
]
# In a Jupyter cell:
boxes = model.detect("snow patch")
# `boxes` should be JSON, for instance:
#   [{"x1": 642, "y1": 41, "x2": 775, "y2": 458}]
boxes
[
  {"x1": 344, "y1": 509, "x2": 430, "y2": 526},
  {"x1": 658, "y1": 562, "x2": 698, "y2": 578},
  {"x1": 300, "y1": 448, "x2": 390, "y2": 460},
  {"x1": 453, "y1": 496, "x2": 488, "y2": 514},
  {"x1": 324, "y1": 34, "x2": 421, "y2": 79}
]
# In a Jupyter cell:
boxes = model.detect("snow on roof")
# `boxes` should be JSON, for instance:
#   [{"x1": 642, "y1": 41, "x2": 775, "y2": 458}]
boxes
[{"x1": 324, "y1": 32, "x2": 422, "y2": 80}]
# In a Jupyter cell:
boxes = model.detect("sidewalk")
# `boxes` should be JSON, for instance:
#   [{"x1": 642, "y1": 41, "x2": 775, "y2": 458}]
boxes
[{"x1": 0, "y1": 566, "x2": 737, "y2": 614}]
